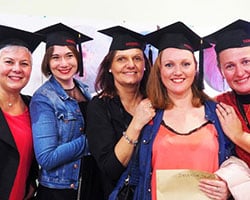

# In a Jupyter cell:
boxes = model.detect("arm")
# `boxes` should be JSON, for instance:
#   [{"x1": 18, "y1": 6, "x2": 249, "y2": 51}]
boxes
[
  {"x1": 30, "y1": 94, "x2": 85, "y2": 171},
  {"x1": 216, "y1": 102, "x2": 250, "y2": 153},
  {"x1": 86, "y1": 97, "x2": 155, "y2": 181}
]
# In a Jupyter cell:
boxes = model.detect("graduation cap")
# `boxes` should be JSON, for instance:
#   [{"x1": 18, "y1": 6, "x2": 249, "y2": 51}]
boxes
[
  {"x1": 144, "y1": 21, "x2": 211, "y2": 90},
  {"x1": 98, "y1": 25, "x2": 146, "y2": 51},
  {"x1": 35, "y1": 23, "x2": 93, "y2": 76},
  {"x1": 203, "y1": 19, "x2": 250, "y2": 54},
  {"x1": 0, "y1": 24, "x2": 43, "y2": 53}
]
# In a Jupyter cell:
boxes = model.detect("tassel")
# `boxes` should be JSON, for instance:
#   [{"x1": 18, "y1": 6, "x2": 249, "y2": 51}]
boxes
[
  {"x1": 148, "y1": 45, "x2": 153, "y2": 65},
  {"x1": 198, "y1": 39, "x2": 204, "y2": 90}
]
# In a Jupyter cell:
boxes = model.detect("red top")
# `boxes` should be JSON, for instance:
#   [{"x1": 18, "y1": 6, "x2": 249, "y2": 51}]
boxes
[
  {"x1": 3, "y1": 108, "x2": 33, "y2": 200},
  {"x1": 151, "y1": 122, "x2": 219, "y2": 200},
  {"x1": 217, "y1": 92, "x2": 250, "y2": 167}
]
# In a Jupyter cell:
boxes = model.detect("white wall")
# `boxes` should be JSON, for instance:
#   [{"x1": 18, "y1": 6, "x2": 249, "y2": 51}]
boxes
[{"x1": 0, "y1": 0, "x2": 249, "y2": 96}]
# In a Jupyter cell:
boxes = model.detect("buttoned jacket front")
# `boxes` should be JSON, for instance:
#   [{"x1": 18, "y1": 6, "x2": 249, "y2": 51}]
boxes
[{"x1": 30, "y1": 76, "x2": 91, "y2": 190}]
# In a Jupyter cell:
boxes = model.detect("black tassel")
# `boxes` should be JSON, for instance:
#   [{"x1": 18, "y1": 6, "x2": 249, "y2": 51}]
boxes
[
  {"x1": 148, "y1": 45, "x2": 153, "y2": 66},
  {"x1": 78, "y1": 34, "x2": 84, "y2": 77},
  {"x1": 198, "y1": 39, "x2": 204, "y2": 90}
]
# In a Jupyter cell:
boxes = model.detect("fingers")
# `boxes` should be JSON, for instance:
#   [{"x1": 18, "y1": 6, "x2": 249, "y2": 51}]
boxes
[{"x1": 199, "y1": 179, "x2": 229, "y2": 200}]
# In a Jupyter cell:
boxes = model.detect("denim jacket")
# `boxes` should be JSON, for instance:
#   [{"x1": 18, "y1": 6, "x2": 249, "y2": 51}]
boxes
[
  {"x1": 30, "y1": 76, "x2": 91, "y2": 190},
  {"x1": 109, "y1": 100, "x2": 235, "y2": 200}
]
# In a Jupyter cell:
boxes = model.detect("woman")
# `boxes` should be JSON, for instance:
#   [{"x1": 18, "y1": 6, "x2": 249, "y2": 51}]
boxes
[
  {"x1": 0, "y1": 25, "x2": 42, "y2": 199},
  {"x1": 204, "y1": 19, "x2": 250, "y2": 199},
  {"x1": 29, "y1": 23, "x2": 100, "y2": 200},
  {"x1": 85, "y1": 26, "x2": 155, "y2": 199},
  {"x1": 111, "y1": 21, "x2": 235, "y2": 200}
]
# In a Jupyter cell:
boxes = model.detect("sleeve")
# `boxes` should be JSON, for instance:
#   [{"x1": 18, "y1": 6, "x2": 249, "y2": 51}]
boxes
[
  {"x1": 215, "y1": 156, "x2": 250, "y2": 200},
  {"x1": 30, "y1": 93, "x2": 85, "y2": 170},
  {"x1": 86, "y1": 97, "x2": 125, "y2": 181}
]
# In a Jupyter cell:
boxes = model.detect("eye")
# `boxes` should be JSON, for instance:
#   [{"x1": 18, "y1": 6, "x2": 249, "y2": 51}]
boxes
[
  {"x1": 242, "y1": 59, "x2": 250, "y2": 66},
  {"x1": 4, "y1": 60, "x2": 14, "y2": 65},
  {"x1": 116, "y1": 56, "x2": 126, "y2": 62},
  {"x1": 66, "y1": 53, "x2": 74, "y2": 58},
  {"x1": 224, "y1": 63, "x2": 235, "y2": 71},
  {"x1": 183, "y1": 62, "x2": 191, "y2": 67},
  {"x1": 164, "y1": 63, "x2": 172, "y2": 68},
  {"x1": 51, "y1": 55, "x2": 60, "y2": 60},
  {"x1": 134, "y1": 56, "x2": 143, "y2": 61},
  {"x1": 21, "y1": 62, "x2": 30, "y2": 67}
]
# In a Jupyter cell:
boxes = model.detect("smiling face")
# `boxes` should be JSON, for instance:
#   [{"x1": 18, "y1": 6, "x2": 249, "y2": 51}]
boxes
[
  {"x1": 219, "y1": 46, "x2": 250, "y2": 95},
  {"x1": 110, "y1": 48, "x2": 145, "y2": 90},
  {"x1": 49, "y1": 45, "x2": 78, "y2": 87},
  {"x1": 0, "y1": 45, "x2": 32, "y2": 93},
  {"x1": 160, "y1": 48, "x2": 197, "y2": 98}
]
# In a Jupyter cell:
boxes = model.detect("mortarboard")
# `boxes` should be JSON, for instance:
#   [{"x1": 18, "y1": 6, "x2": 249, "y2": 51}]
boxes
[
  {"x1": 0, "y1": 24, "x2": 43, "y2": 53},
  {"x1": 204, "y1": 19, "x2": 250, "y2": 54},
  {"x1": 144, "y1": 21, "x2": 211, "y2": 53},
  {"x1": 35, "y1": 23, "x2": 93, "y2": 76},
  {"x1": 98, "y1": 25, "x2": 146, "y2": 51},
  {"x1": 144, "y1": 21, "x2": 211, "y2": 90}
]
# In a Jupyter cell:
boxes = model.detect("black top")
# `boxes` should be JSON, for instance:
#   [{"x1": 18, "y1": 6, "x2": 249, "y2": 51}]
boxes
[{"x1": 86, "y1": 95, "x2": 132, "y2": 199}]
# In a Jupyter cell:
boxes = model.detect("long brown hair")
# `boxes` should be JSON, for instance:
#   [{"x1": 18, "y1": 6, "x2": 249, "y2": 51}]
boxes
[
  {"x1": 146, "y1": 51, "x2": 212, "y2": 109},
  {"x1": 94, "y1": 49, "x2": 151, "y2": 98}
]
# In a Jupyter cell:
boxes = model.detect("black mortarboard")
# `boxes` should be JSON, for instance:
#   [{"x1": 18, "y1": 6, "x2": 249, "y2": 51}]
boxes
[
  {"x1": 204, "y1": 19, "x2": 250, "y2": 54},
  {"x1": 0, "y1": 24, "x2": 43, "y2": 53},
  {"x1": 98, "y1": 26, "x2": 146, "y2": 51},
  {"x1": 144, "y1": 21, "x2": 211, "y2": 90},
  {"x1": 35, "y1": 23, "x2": 93, "y2": 76},
  {"x1": 144, "y1": 21, "x2": 211, "y2": 53}
]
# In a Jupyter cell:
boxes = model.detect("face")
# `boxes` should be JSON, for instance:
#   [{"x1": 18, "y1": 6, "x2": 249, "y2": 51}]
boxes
[
  {"x1": 160, "y1": 48, "x2": 196, "y2": 97},
  {"x1": 219, "y1": 46, "x2": 250, "y2": 95},
  {"x1": 110, "y1": 48, "x2": 145, "y2": 90},
  {"x1": 49, "y1": 45, "x2": 78, "y2": 87},
  {"x1": 0, "y1": 46, "x2": 32, "y2": 93}
]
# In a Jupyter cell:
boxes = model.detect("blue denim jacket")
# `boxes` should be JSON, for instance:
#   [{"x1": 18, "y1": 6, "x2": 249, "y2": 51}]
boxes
[
  {"x1": 30, "y1": 76, "x2": 91, "y2": 190},
  {"x1": 109, "y1": 100, "x2": 235, "y2": 200}
]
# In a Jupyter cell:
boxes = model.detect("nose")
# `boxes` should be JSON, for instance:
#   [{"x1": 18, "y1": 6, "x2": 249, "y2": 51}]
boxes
[
  {"x1": 173, "y1": 65, "x2": 182, "y2": 75},
  {"x1": 59, "y1": 57, "x2": 68, "y2": 66},
  {"x1": 12, "y1": 63, "x2": 22, "y2": 72},
  {"x1": 235, "y1": 65, "x2": 245, "y2": 77},
  {"x1": 126, "y1": 58, "x2": 135, "y2": 68}
]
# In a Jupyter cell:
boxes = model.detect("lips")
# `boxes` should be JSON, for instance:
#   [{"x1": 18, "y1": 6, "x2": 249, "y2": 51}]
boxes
[
  {"x1": 171, "y1": 78, "x2": 185, "y2": 83},
  {"x1": 235, "y1": 76, "x2": 250, "y2": 84}
]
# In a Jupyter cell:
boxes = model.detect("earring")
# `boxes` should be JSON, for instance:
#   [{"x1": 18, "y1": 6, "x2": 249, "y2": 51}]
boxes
[
  {"x1": 144, "y1": 68, "x2": 146, "y2": 71},
  {"x1": 109, "y1": 69, "x2": 112, "y2": 73}
]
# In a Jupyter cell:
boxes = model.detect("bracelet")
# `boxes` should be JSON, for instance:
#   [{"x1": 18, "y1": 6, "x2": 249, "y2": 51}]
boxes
[{"x1": 122, "y1": 131, "x2": 138, "y2": 147}]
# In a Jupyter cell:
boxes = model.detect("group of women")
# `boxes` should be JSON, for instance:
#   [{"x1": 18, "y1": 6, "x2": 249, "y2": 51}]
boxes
[{"x1": 0, "y1": 18, "x2": 249, "y2": 200}]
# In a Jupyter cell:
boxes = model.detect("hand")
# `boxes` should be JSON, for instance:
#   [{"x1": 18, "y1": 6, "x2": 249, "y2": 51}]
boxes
[
  {"x1": 132, "y1": 98, "x2": 156, "y2": 130},
  {"x1": 216, "y1": 102, "x2": 243, "y2": 141},
  {"x1": 199, "y1": 177, "x2": 231, "y2": 200}
]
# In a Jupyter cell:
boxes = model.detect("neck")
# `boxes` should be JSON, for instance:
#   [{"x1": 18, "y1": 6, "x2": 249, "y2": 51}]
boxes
[
  {"x1": 119, "y1": 88, "x2": 143, "y2": 114},
  {"x1": 0, "y1": 91, "x2": 23, "y2": 111},
  {"x1": 168, "y1": 90, "x2": 193, "y2": 110}
]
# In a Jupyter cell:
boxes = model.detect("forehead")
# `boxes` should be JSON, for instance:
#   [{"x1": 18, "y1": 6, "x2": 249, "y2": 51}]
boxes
[
  {"x1": 0, "y1": 45, "x2": 31, "y2": 58},
  {"x1": 114, "y1": 48, "x2": 143, "y2": 56},
  {"x1": 161, "y1": 47, "x2": 194, "y2": 59},
  {"x1": 219, "y1": 46, "x2": 250, "y2": 61}
]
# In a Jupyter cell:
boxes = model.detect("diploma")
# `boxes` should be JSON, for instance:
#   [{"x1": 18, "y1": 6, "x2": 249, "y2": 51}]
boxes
[{"x1": 156, "y1": 169, "x2": 216, "y2": 200}]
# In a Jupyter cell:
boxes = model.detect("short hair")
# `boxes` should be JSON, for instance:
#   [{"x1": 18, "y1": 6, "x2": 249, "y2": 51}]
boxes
[{"x1": 41, "y1": 45, "x2": 80, "y2": 77}]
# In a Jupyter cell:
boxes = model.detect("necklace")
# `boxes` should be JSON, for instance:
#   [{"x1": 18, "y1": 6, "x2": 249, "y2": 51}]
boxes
[{"x1": 8, "y1": 102, "x2": 13, "y2": 107}]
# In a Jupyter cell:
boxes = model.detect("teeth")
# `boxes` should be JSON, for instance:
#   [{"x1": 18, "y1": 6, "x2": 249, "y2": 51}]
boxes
[{"x1": 172, "y1": 79, "x2": 184, "y2": 83}]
